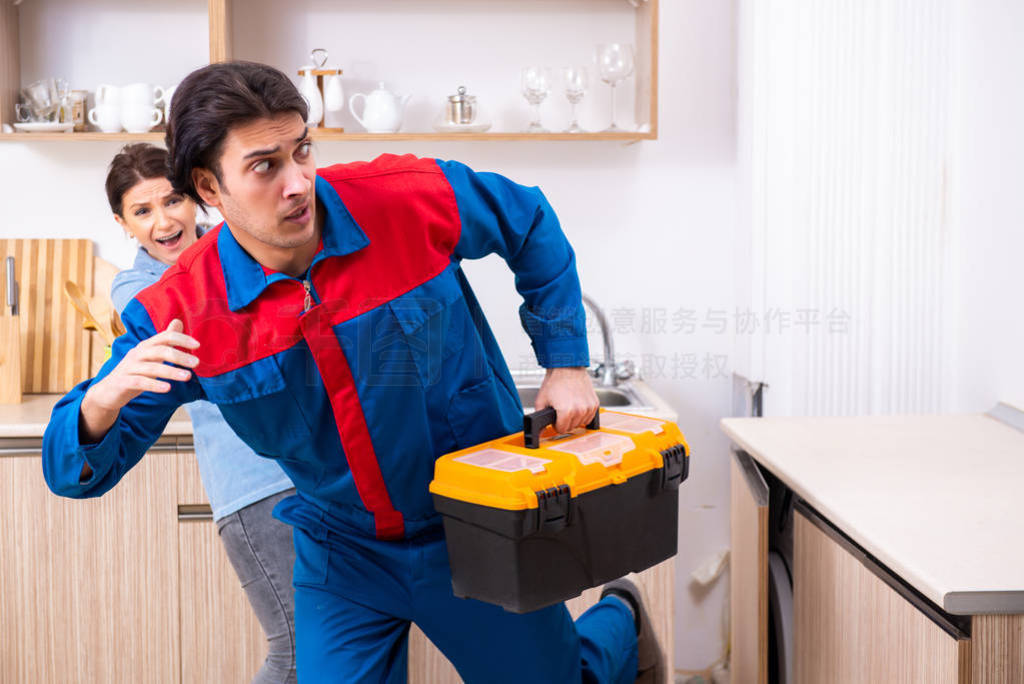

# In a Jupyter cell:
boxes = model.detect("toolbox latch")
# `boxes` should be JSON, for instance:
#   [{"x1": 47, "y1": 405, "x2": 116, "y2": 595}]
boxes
[
  {"x1": 535, "y1": 484, "x2": 572, "y2": 534},
  {"x1": 659, "y1": 445, "x2": 689, "y2": 491}
]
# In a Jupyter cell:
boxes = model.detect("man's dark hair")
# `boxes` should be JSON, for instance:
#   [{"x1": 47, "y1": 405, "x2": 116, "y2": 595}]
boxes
[
  {"x1": 105, "y1": 143, "x2": 171, "y2": 216},
  {"x1": 165, "y1": 61, "x2": 308, "y2": 205}
]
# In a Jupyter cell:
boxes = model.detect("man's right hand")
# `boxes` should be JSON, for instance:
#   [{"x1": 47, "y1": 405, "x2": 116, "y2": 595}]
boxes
[{"x1": 79, "y1": 319, "x2": 200, "y2": 445}]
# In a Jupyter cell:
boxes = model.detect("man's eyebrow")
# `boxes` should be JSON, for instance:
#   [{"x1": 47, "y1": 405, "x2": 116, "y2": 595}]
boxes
[
  {"x1": 243, "y1": 145, "x2": 280, "y2": 160},
  {"x1": 241, "y1": 129, "x2": 309, "y2": 160}
]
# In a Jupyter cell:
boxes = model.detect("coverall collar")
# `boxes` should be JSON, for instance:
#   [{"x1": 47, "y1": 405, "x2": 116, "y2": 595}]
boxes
[{"x1": 219, "y1": 174, "x2": 370, "y2": 312}]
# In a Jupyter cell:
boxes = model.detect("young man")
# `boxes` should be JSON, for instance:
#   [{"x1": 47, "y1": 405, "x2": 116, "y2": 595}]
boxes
[{"x1": 43, "y1": 61, "x2": 661, "y2": 683}]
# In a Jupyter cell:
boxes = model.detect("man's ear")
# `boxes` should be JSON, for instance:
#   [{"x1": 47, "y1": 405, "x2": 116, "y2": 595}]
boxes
[{"x1": 193, "y1": 168, "x2": 222, "y2": 208}]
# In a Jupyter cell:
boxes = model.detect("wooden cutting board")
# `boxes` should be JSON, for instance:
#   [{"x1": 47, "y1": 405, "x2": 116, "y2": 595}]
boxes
[
  {"x1": 0, "y1": 239, "x2": 94, "y2": 394},
  {"x1": 0, "y1": 314, "x2": 20, "y2": 403},
  {"x1": 90, "y1": 256, "x2": 121, "y2": 376}
]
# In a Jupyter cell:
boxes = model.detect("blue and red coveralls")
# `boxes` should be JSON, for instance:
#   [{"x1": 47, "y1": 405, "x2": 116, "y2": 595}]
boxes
[{"x1": 43, "y1": 154, "x2": 638, "y2": 683}]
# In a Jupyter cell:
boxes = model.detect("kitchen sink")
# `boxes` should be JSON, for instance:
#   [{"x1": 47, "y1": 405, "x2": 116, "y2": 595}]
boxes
[
  {"x1": 507, "y1": 295, "x2": 659, "y2": 415},
  {"x1": 513, "y1": 377, "x2": 653, "y2": 413}
]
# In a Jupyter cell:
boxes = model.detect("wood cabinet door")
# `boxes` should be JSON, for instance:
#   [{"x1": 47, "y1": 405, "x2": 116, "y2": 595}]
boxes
[
  {"x1": 176, "y1": 448, "x2": 266, "y2": 683},
  {"x1": 972, "y1": 615, "x2": 1024, "y2": 684},
  {"x1": 408, "y1": 559, "x2": 675, "y2": 684},
  {"x1": 0, "y1": 450, "x2": 181, "y2": 683},
  {"x1": 730, "y1": 449, "x2": 769, "y2": 684},
  {"x1": 178, "y1": 517, "x2": 266, "y2": 683},
  {"x1": 793, "y1": 509, "x2": 970, "y2": 683}
]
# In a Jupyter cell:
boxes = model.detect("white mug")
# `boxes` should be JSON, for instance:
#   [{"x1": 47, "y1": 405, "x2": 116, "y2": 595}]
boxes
[
  {"x1": 95, "y1": 84, "x2": 121, "y2": 107},
  {"x1": 122, "y1": 82, "x2": 165, "y2": 108},
  {"x1": 163, "y1": 84, "x2": 178, "y2": 123},
  {"x1": 88, "y1": 104, "x2": 122, "y2": 133},
  {"x1": 121, "y1": 105, "x2": 162, "y2": 133}
]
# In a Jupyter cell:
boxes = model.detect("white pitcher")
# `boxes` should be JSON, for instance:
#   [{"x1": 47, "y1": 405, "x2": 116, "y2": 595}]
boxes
[
  {"x1": 298, "y1": 66, "x2": 323, "y2": 127},
  {"x1": 322, "y1": 74, "x2": 345, "y2": 129}
]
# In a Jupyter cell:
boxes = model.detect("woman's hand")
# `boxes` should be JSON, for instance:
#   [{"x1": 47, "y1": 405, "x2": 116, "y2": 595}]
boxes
[
  {"x1": 79, "y1": 319, "x2": 200, "y2": 444},
  {"x1": 533, "y1": 366, "x2": 599, "y2": 433}
]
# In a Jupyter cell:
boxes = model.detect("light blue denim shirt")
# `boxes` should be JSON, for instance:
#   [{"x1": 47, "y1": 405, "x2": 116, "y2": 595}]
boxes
[{"x1": 111, "y1": 242, "x2": 294, "y2": 520}]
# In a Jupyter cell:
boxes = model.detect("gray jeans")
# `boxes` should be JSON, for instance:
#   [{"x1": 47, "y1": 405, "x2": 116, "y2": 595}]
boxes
[{"x1": 217, "y1": 488, "x2": 298, "y2": 684}]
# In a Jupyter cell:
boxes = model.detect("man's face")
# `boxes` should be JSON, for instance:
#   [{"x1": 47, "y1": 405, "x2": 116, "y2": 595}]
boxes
[{"x1": 193, "y1": 112, "x2": 318, "y2": 270}]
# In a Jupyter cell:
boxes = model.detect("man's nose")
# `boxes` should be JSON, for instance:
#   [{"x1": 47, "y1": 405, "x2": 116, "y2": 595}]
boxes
[{"x1": 282, "y1": 161, "x2": 311, "y2": 198}]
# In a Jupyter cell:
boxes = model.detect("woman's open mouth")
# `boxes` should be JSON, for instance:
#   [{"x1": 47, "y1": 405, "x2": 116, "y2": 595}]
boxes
[{"x1": 154, "y1": 230, "x2": 184, "y2": 249}]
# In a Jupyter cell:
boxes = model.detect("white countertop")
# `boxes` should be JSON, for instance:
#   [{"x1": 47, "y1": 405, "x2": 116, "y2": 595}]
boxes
[
  {"x1": 0, "y1": 394, "x2": 193, "y2": 439},
  {"x1": 721, "y1": 412, "x2": 1024, "y2": 615}
]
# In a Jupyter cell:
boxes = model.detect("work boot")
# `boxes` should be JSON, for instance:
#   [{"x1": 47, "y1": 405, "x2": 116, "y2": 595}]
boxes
[{"x1": 601, "y1": 577, "x2": 665, "y2": 684}]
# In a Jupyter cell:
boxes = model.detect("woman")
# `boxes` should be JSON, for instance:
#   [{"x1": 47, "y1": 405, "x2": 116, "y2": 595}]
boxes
[{"x1": 106, "y1": 143, "x2": 297, "y2": 684}]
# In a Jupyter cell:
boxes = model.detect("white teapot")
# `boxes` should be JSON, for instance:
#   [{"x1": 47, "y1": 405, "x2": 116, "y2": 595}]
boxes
[{"x1": 348, "y1": 82, "x2": 410, "y2": 133}]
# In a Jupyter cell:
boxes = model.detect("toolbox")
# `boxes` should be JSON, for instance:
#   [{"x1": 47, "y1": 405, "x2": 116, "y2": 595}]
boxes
[{"x1": 430, "y1": 407, "x2": 690, "y2": 613}]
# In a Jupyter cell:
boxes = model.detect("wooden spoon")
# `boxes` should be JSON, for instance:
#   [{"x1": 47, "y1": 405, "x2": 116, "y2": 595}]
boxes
[
  {"x1": 110, "y1": 309, "x2": 126, "y2": 338},
  {"x1": 63, "y1": 281, "x2": 112, "y2": 346},
  {"x1": 88, "y1": 296, "x2": 117, "y2": 341}
]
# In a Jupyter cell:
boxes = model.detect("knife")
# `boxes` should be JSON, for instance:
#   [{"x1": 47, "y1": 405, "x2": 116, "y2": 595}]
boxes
[{"x1": 5, "y1": 256, "x2": 17, "y2": 316}]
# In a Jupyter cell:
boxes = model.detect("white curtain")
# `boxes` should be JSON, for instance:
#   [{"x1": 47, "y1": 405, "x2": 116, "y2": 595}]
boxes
[{"x1": 736, "y1": 0, "x2": 956, "y2": 416}]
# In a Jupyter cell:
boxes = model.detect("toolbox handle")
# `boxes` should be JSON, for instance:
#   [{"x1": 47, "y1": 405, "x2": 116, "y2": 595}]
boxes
[{"x1": 523, "y1": 407, "x2": 600, "y2": 449}]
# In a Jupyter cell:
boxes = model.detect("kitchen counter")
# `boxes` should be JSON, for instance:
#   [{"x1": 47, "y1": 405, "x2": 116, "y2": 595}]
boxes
[
  {"x1": 721, "y1": 409, "x2": 1024, "y2": 615},
  {"x1": 0, "y1": 394, "x2": 193, "y2": 439},
  {"x1": 0, "y1": 376, "x2": 674, "y2": 440}
]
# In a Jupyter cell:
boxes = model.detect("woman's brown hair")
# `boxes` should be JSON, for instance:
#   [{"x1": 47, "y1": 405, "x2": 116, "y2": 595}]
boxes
[{"x1": 105, "y1": 143, "x2": 171, "y2": 217}]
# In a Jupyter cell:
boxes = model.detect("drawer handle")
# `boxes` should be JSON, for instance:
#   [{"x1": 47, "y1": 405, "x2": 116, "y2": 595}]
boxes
[{"x1": 177, "y1": 504, "x2": 213, "y2": 521}]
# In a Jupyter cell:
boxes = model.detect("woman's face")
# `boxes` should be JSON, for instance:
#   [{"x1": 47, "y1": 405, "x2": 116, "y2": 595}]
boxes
[{"x1": 115, "y1": 177, "x2": 198, "y2": 265}]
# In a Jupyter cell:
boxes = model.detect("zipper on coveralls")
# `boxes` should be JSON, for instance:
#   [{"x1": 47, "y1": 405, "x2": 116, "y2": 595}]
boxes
[{"x1": 303, "y1": 277, "x2": 313, "y2": 313}]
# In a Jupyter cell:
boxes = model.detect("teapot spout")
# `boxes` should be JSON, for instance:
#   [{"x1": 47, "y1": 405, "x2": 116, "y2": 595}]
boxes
[{"x1": 399, "y1": 93, "x2": 412, "y2": 110}]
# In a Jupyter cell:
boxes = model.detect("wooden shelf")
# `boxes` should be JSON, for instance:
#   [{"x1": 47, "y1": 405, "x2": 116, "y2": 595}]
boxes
[
  {"x1": 1, "y1": 131, "x2": 655, "y2": 143},
  {"x1": 1, "y1": 1, "x2": 658, "y2": 142},
  {"x1": 312, "y1": 131, "x2": 656, "y2": 142},
  {"x1": 0, "y1": 132, "x2": 165, "y2": 142}
]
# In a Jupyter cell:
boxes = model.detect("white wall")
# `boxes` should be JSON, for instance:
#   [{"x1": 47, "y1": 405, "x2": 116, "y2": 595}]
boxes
[
  {"x1": 955, "y1": 0, "x2": 1024, "y2": 413},
  {"x1": 3, "y1": 0, "x2": 738, "y2": 671}
]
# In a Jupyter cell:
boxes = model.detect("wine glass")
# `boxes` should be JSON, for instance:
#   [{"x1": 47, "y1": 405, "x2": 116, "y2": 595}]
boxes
[
  {"x1": 595, "y1": 43, "x2": 635, "y2": 132},
  {"x1": 521, "y1": 67, "x2": 552, "y2": 133},
  {"x1": 562, "y1": 66, "x2": 588, "y2": 134}
]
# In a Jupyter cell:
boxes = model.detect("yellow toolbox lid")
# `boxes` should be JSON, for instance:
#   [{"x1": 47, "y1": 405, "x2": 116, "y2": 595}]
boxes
[{"x1": 430, "y1": 408, "x2": 689, "y2": 511}]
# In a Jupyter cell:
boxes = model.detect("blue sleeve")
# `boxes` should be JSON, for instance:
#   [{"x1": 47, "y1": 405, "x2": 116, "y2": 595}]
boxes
[
  {"x1": 41, "y1": 298, "x2": 202, "y2": 499},
  {"x1": 110, "y1": 268, "x2": 157, "y2": 315},
  {"x1": 437, "y1": 159, "x2": 589, "y2": 368}
]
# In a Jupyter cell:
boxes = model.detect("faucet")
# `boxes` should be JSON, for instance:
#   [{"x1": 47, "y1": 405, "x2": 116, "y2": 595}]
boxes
[{"x1": 582, "y1": 293, "x2": 628, "y2": 387}]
